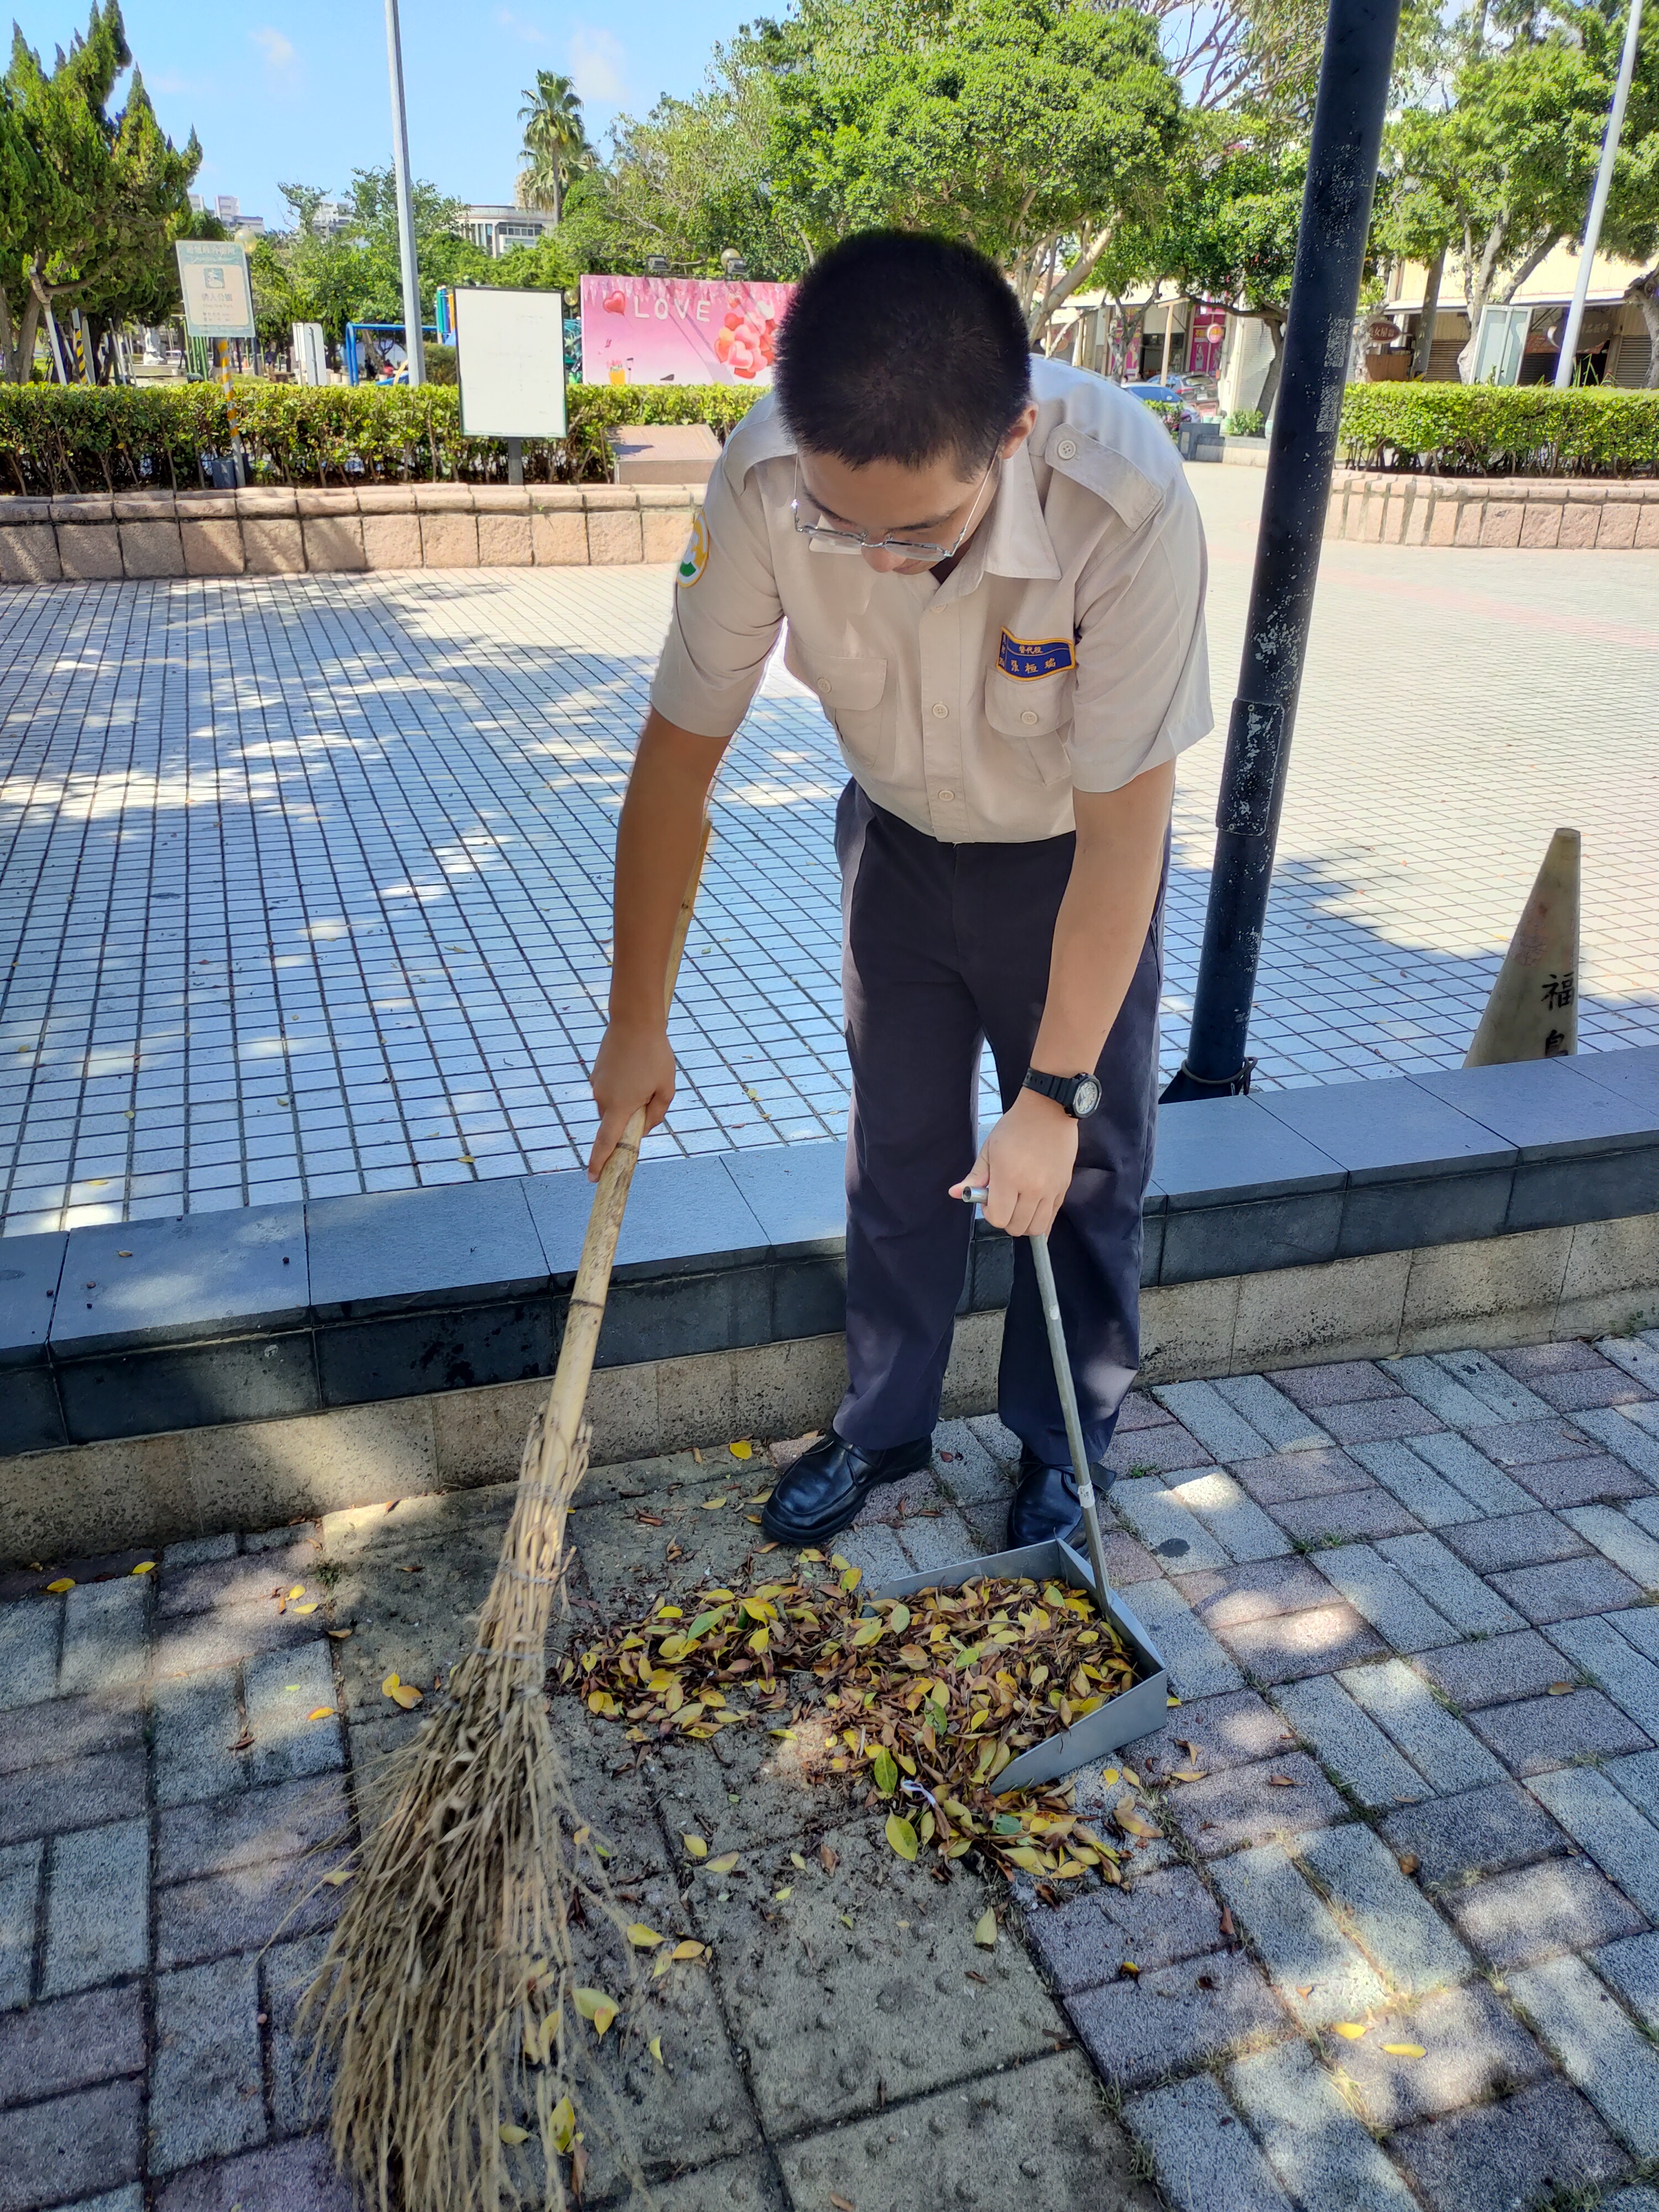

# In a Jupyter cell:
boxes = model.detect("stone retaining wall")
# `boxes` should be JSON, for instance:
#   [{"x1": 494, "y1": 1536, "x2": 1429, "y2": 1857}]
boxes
[
  {"x1": 0, "y1": 482, "x2": 706, "y2": 585},
  {"x1": 1326, "y1": 469, "x2": 1659, "y2": 550}
]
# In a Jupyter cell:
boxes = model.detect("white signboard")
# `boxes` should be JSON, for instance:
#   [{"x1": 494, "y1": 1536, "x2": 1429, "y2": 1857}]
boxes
[
  {"x1": 455, "y1": 286, "x2": 567, "y2": 439},
  {"x1": 175, "y1": 239, "x2": 255, "y2": 341},
  {"x1": 291, "y1": 321, "x2": 327, "y2": 386}
]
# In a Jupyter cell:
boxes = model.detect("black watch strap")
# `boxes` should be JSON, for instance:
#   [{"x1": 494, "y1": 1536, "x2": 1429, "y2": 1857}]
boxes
[{"x1": 1022, "y1": 1068, "x2": 1102, "y2": 1119}]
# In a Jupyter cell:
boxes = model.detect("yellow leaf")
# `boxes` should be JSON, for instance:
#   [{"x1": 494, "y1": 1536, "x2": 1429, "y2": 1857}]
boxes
[
  {"x1": 707, "y1": 1851, "x2": 740, "y2": 1875},
  {"x1": 390, "y1": 1683, "x2": 423, "y2": 1709},
  {"x1": 729, "y1": 1439, "x2": 753, "y2": 1459},
  {"x1": 499, "y1": 2124, "x2": 529, "y2": 2146},
  {"x1": 288, "y1": 1585, "x2": 304, "y2": 1600},
  {"x1": 382, "y1": 1672, "x2": 401, "y2": 1693},
  {"x1": 652, "y1": 1950, "x2": 673, "y2": 1979},
  {"x1": 322, "y1": 1869, "x2": 353, "y2": 1887},
  {"x1": 1383, "y1": 2043, "x2": 1426, "y2": 2058},
  {"x1": 790, "y1": 1851, "x2": 807, "y2": 1871},
  {"x1": 307, "y1": 1706, "x2": 335, "y2": 1720},
  {"x1": 648, "y1": 2036, "x2": 664, "y2": 2067},
  {"x1": 774, "y1": 1886, "x2": 793, "y2": 1901},
  {"x1": 291, "y1": 1602, "x2": 319, "y2": 1615},
  {"x1": 702, "y1": 1496, "x2": 729, "y2": 1510},
  {"x1": 551, "y1": 2095, "x2": 577, "y2": 2151},
  {"x1": 672, "y1": 1940, "x2": 705, "y2": 1960},
  {"x1": 885, "y1": 1814, "x2": 919, "y2": 1861},
  {"x1": 974, "y1": 1909, "x2": 998, "y2": 1948},
  {"x1": 131, "y1": 1561, "x2": 156, "y2": 1575},
  {"x1": 684, "y1": 1834, "x2": 708, "y2": 1858},
  {"x1": 627, "y1": 1924, "x2": 666, "y2": 1948},
  {"x1": 1005, "y1": 1846, "x2": 1046, "y2": 1875},
  {"x1": 1333, "y1": 2022, "x2": 1369, "y2": 2040},
  {"x1": 572, "y1": 1987, "x2": 618, "y2": 2036},
  {"x1": 45, "y1": 1578, "x2": 74, "y2": 1594},
  {"x1": 586, "y1": 1689, "x2": 618, "y2": 1717},
  {"x1": 1168, "y1": 1694, "x2": 1182, "y2": 1707},
  {"x1": 1100, "y1": 1767, "x2": 1120, "y2": 1786}
]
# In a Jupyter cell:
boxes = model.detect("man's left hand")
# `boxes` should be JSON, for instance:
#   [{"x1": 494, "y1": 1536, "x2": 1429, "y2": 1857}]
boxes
[{"x1": 950, "y1": 1087, "x2": 1079, "y2": 1238}]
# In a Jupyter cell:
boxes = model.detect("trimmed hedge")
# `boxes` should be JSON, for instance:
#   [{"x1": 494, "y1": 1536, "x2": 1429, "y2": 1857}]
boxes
[
  {"x1": 0, "y1": 381, "x2": 768, "y2": 495},
  {"x1": 1340, "y1": 382, "x2": 1659, "y2": 479}
]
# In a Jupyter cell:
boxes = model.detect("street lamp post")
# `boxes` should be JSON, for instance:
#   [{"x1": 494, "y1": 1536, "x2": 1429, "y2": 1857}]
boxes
[
  {"x1": 1162, "y1": 0, "x2": 1404, "y2": 1101},
  {"x1": 384, "y1": 0, "x2": 426, "y2": 387},
  {"x1": 1553, "y1": 0, "x2": 1645, "y2": 389}
]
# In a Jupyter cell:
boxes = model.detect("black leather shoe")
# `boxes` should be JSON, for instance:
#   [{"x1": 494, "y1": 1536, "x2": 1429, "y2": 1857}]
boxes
[
  {"x1": 1006, "y1": 1447, "x2": 1114, "y2": 1547},
  {"x1": 760, "y1": 1429, "x2": 933, "y2": 1545}
]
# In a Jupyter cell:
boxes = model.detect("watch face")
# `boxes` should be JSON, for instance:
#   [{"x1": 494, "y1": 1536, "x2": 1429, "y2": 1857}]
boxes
[{"x1": 1072, "y1": 1074, "x2": 1102, "y2": 1118}]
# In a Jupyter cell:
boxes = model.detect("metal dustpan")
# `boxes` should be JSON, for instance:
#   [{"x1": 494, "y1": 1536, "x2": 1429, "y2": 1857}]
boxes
[{"x1": 869, "y1": 1207, "x2": 1169, "y2": 1794}]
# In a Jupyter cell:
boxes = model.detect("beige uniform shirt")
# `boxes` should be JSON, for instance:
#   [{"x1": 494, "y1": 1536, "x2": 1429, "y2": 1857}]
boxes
[{"x1": 649, "y1": 355, "x2": 1213, "y2": 845}]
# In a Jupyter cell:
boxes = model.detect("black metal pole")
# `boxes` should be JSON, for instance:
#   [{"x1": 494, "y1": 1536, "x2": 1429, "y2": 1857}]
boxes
[{"x1": 1162, "y1": 0, "x2": 1403, "y2": 1103}]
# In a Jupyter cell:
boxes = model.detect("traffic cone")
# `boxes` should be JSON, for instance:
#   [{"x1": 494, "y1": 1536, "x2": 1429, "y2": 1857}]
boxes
[{"x1": 1465, "y1": 827, "x2": 1580, "y2": 1066}]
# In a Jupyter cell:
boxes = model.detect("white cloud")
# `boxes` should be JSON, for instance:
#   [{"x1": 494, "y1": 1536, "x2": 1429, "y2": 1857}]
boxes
[
  {"x1": 568, "y1": 25, "x2": 626, "y2": 106},
  {"x1": 494, "y1": 8, "x2": 549, "y2": 44},
  {"x1": 249, "y1": 27, "x2": 296, "y2": 70}
]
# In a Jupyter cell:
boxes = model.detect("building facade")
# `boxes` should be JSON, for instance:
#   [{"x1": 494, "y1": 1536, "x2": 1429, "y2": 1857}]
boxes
[{"x1": 460, "y1": 206, "x2": 556, "y2": 257}]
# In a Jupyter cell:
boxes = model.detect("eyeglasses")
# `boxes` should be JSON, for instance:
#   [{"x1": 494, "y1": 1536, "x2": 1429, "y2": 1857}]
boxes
[{"x1": 790, "y1": 456, "x2": 999, "y2": 562}]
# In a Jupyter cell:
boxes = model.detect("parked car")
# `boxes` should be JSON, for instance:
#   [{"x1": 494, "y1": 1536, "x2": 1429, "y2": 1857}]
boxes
[{"x1": 1121, "y1": 380, "x2": 1201, "y2": 430}]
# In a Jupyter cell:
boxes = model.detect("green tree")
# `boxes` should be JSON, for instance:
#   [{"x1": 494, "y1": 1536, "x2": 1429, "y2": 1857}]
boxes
[
  {"x1": 1154, "y1": 118, "x2": 1306, "y2": 413},
  {"x1": 251, "y1": 171, "x2": 498, "y2": 348},
  {"x1": 517, "y1": 70, "x2": 594, "y2": 224}
]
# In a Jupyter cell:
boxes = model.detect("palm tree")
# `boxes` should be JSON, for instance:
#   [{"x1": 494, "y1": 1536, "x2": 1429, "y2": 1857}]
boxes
[{"x1": 517, "y1": 71, "x2": 592, "y2": 225}]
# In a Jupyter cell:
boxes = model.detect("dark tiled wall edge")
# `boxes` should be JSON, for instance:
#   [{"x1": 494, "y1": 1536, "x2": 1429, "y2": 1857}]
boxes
[{"x1": 3, "y1": 1051, "x2": 1655, "y2": 1454}]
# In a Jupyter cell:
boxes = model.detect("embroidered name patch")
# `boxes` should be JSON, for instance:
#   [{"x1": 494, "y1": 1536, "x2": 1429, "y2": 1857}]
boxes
[
  {"x1": 997, "y1": 629, "x2": 1075, "y2": 680},
  {"x1": 676, "y1": 510, "x2": 710, "y2": 587}
]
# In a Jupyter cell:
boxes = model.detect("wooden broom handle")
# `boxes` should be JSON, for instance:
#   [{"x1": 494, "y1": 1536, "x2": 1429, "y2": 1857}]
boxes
[{"x1": 539, "y1": 816, "x2": 712, "y2": 1458}]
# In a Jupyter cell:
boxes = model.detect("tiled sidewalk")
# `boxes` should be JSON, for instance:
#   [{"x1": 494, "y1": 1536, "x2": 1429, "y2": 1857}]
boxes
[{"x1": 5, "y1": 1329, "x2": 1659, "y2": 2210}]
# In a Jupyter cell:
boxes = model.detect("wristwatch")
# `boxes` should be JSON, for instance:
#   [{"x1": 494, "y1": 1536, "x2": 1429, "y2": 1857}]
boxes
[{"x1": 1022, "y1": 1068, "x2": 1102, "y2": 1119}]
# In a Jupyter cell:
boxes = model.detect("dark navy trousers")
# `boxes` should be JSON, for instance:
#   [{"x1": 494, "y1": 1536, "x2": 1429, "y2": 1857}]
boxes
[{"x1": 833, "y1": 780, "x2": 1164, "y2": 1467}]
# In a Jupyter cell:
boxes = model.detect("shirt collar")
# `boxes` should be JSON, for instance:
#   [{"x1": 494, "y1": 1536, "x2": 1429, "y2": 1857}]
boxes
[{"x1": 950, "y1": 436, "x2": 1061, "y2": 594}]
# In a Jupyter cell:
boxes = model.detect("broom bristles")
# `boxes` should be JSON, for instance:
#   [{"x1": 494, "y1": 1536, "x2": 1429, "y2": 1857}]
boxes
[{"x1": 298, "y1": 1411, "x2": 648, "y2": 2212}]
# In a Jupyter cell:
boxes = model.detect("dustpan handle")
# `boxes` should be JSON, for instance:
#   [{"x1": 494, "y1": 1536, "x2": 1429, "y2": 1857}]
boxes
[
  {"x1": 1029, "y1": 1232, "x2": 1114, "y2": 1611},
  {"x1": 539, "y1": 817, "x2": 712, "y2": 1459}
]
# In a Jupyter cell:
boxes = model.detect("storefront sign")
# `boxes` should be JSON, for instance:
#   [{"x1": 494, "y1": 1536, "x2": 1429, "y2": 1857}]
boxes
[{"x1": 579, "y1": 275, "x2": 795, "y2": 386}]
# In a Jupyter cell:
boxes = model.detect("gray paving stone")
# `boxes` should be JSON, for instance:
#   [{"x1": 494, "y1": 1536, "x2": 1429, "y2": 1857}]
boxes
[
  {"x1": 1318, "y1": 1397, "x2": 1445, "y2": 1448},
  {"x1": 1511, "y1": 1451, "x2": 1655, "y2": 1509},
  {"x1": 1477, "y1": 1416, "x2": 1601, "y2": 1467},
  {"x1": 1373, "y1": 1532, "x2": 1525, "y2": 1636},
  {"x1": 966, "y1": 1411, "x2": 1024, "y2": 1466},
  {"x1": 928, "y1": 1421, "x2": 1008, "y2": 1504},
  {"x1": 1113, "y1": 1478, "x2": 1233, "y2": 1571},
  {"x1": 1441, "y1": 1511, "x2": 1589, "y2": 1574},
  {"x1": 1105, "y1": 1420, "x2": 1214, "y2": 1477},
  {"x1": 1573, "y1": 1403, "x2": 1659, "y2": 1483},
  {"x1": 1561, "y1": 1504, "x2": 1659, "y2": 1588},
  {"x1": 1171, "y1": 1554, "x2": 1348, "y2": 1630},
  {"x1": 1529, "y1": 1765, "x2": 1659, "y2": 1921},
  {"x1": 1124, "y1": 2073, "x2": 1295, "y2": 2212},
  {"x1": 1408, "y1": 1430, "x2": 1538, "y2": 1517},
  {"x1": 1321, "y1": 1980, "x2": 1551, "y2": 2130},
  {"x1": 1431, "y1": 1348, "x2": 1554, "y2": 1423},
  {"x1": 893, "y1": 1501, "x2": 983, "y2": 1573},
  {"x1": 0, "y1": 2077, "x2": 142, "y2": 2212},
  {"x1": 1165, "y1": 1751, "x2": 1349, "y2": 1857},
  {"x1": 1467, "y1": 1687, "x2": 1652, "y2": 1776},
  {"x1": 1233, "y1": 1446, "x2": 1372, "y2": 1505},
  {"x1": 833, "y1": 1520, "x2": 911, "y2": 1588},
  {"x1": 1380, "y1": 1781, "x2": 1568, "y2": 1893},
  {"x1": 1509, "y1": 1952, "x2": 1659, "y2": 2158},
  {"x1": 1117, "y1": 1573, "x2": 1245, "y2": 1697},
  {"x1": 1609, "y1": 1748, "x2": 1659, "y2": 1823},
  {"x1": 1451, "y1": 1855, "x2": 1648, "y2": 1970},
  {"x1": 1025, "y1": 1864, "x2": 1228, "y2": 1992},
  {"x1": 156, "y1": 1546, "x2": 318, "y2": 1621},
  {"x1": 1156, "y1": 1381, "x2": 1273, "y2": 1463},
  {"x1": 1380, "y1": 1354, "x2": 1498, "y2": 1430},
  {"x1": 1339, "y1": 1659, "x2": 1509, "y2": 1794},
  {"x1": 152, "y1": 1608, "x2": 322, "y2": 1679},
  {"x1": 1386, "y1": 2074, "x2": 1627, "y2": 2212},
  {"x1": 1313, "y1": 1544, "x2": 1462, "y2": 1652},
  {"x1": 0, "y1": 1743, "x2": 148, "y2": 1849},
  {"x1": 1348, "y1": 1439, "x2": 1481, "y2": 1528},
  {"x1": 243, "y1": 1642, "x2": 342, "y2": 1788},
  {"x1": 1601, "y1": 2191, "x2": 1659, "y2": 2212},
  {"x1": 1295, "y1": 1820, "x2": 1474, "y2": 1997},
  {"x1": 1214, "y1": 1373, "x2": 1331, "y2": 1454},
  {"x1": 57, "y1": 1580, "x2": 150, "y2": 1698},
  {"x1": 150, "y1": 1668, "x2": 247, "y2": 1809},
  {"x1": 1123, "y1": 1687, "x2": 1295, "y2": 1775},
  {"x1": 1266, "y1": 1485, "x2": 1424, "y2": 1547},
  {"x1": 0, "y1": 1597, "x2": 60, "y2": 1710},
  {"x1": 156, "y1": 1776, "x2": 349, "y2": 1887},
  {"x1": 1217, "y1": 1601, "x2": 1390, "y2": 1685},
  {"x1": 149, "y1": 1956, "x2": 265, "y2": 2174},
  {"x1": 1593, "y1": 1931, "x2": 1659, "y2": 2030},
  {"x1": 1065, "y1": 1944, "x2": 1287, "y2": 2090},
  {"x1": 155, "y1": 1850, "x2": 343, "y2": 1971},
  {"x1": 150, "y1": 2134, "x2": 356, "y2": 2212},
  {"x1": 162, "y1": 1533, "x2": 238, "y2": 1566},
  {"x1": 0, "y1": 1842, "x2": 41, "y2": 2011},
  {"x1": 1490, "y1": 1555, "x2": 1645, "y2": 1625},
  {"x1": 1274, "y1": 1674, "x2": 1432, "y2": 1809},
  {"x1": 1623, "y1": 1494, "x2": 1659, "y2": 1542},
  {"x1": 1210, "y1": 1841, "x2": 1388, "y2": 2026},
  {"x1": 1599, "y1": 1336, "x2": 1659, "y2": 1392},
  {"x1": 1270, "y1": 1360, "x2": 1399, "y2": 1409},
  {"x1": 1415, "y1": 1628, "x2": 1583, "y2": 1711},
  {"x1": 1164, "y1": 1470, "x2": 1292, "y2": 1562},
  {"x1": 1611, "y1": 1603, "x2": 1659, "y2": 1662},
  {"x1": 41, "y1": 1820, "x2": 149, "y2": 1997},
  {"x1": 52, "y1": 2189, "x2": 143, "y2": 2212},
  {"x1": 0, "y1": 1690, "x2": 143, "y2": 1782},
  {"x1": 263, "y1": 1931, "x2": 330, "y2": 2138},
  {"x1": 1229, "y1": 2039, "x2": 1420, "y2": 2211},
  {"x1": 1546, "y1": 1613, "x2": 1659, "y2": 1737},
  {"x1": 0, "y1": 1984, "x2": 143, "y2": 2109}
]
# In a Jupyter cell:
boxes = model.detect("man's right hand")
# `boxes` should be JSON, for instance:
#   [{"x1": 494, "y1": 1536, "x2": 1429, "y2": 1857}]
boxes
[{"x1": 588, "y1": 1018, "x2": 677, "y2": 1180}]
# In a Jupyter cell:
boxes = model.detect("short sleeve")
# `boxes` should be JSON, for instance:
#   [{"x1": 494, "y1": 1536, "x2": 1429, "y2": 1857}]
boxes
[
  {"x1": 1066, "y1": 476, "x2": 1212, "y2": 794},
  {"x1": 648, "y1": 450, "x2": 785, "y2": 739}
]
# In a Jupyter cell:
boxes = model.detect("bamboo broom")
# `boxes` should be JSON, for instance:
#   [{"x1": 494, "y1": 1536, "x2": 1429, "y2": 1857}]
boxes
[{"x1": 300, "y1": 821, "x2": 713, "y2": 2212}]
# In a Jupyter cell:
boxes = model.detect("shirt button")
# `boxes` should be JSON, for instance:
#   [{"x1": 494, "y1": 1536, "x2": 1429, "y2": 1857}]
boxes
[
  {"x1": 1021, "y1": 709, "x2": 1039, "y2": 727},
  {"x1": 931, "y1": 702, "x2": 949, "y2": 718},
  {"x1": 1055, "y1": 437, "x2": 1078, "y2": 460},
  {"x1": 938, "y1": 789, "x2": 954, "y2": 802}
]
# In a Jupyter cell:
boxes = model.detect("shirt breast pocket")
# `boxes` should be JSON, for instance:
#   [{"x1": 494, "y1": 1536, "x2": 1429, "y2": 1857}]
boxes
[
  {"x1": 788, "y1": 639, "x2": 891, "y2": 775},
  {"x1": 982, "y1": 666, "x2": 1072, "y2": 786}
]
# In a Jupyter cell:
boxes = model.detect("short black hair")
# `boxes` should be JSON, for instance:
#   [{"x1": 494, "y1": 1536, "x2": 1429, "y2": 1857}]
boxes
[{"x1": 774, "y1": 229, "x2": 1032, "y2": 474}]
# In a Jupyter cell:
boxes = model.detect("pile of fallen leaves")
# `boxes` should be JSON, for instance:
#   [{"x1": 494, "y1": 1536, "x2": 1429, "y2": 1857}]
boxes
[{"x1": 554, "y1": 1553, "x2": 1153, "y2": 1888}]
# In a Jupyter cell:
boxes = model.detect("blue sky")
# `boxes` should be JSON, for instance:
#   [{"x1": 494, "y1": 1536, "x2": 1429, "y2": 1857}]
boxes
[{"x1": 16, "y1": 0, "x2": 752, "y2": 222}]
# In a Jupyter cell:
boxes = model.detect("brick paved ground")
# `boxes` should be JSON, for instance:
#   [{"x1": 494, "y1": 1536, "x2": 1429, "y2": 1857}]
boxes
[
  {"x1": 2, "y1": 467, "x2": 1656, "y2": 1235},
  {"x1": 6, "y1": 1324, "x2": 1659, "y2": 2208}
]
